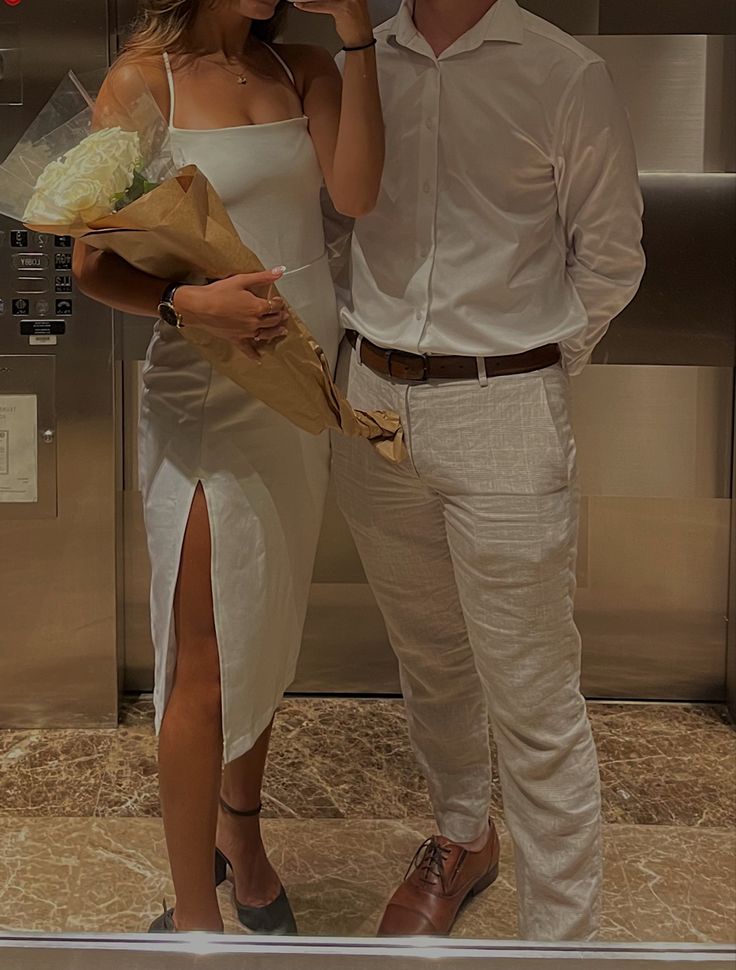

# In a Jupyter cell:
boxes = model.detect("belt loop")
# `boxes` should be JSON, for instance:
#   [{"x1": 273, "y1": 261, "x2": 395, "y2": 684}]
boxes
[
  {"x1": 355, "y1": 334, "x2": 364, "y2": 365},
  {"x1": 476, "y1": 356, "x2": 489, "y2": 387}
]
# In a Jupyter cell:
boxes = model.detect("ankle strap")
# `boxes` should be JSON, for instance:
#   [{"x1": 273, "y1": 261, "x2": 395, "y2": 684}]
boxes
[{"x1": 220, "y1": 796, "x2": 262, "y2": 818}]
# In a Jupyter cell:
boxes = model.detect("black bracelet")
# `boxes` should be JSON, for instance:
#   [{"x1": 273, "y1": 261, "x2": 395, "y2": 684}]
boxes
[{"x1": 343, "y1": 38, "x2": 377, "y2": 52}]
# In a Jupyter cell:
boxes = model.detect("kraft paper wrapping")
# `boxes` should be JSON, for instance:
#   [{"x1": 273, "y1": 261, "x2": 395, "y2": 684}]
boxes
[{"x1": 31, "y1": 165, "x2": 406, "y2": 463}]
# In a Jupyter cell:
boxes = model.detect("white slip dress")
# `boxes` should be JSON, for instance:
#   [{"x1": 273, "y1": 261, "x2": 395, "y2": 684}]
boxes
[{"x1": 139, "y1": 49, "x2": 340, "y2": 763}]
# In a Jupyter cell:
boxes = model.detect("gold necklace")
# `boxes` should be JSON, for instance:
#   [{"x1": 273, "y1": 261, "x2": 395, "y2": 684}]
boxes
[{"x1": 208, "y1": 55, "x2": 249, "y2": 85}]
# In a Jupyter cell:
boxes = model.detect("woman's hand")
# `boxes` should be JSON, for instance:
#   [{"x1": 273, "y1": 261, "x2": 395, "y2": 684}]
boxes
[
  {"x1": 291, "y1": 0, "x2": 373, "y2": 49},
  {"x1": 175, "y1": 269, "x2": 289, "y2": 361}
]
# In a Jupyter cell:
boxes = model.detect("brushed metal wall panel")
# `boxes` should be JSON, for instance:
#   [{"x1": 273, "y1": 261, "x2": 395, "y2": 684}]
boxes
[
  {"x1": 519, "y1": 0, "x2": 600, "y2": 34},
  {"x1": 577, "y1": 496, "x2": 730, "y2": 699},
  {"x1": 581, "y1": 35, "x2": 734, "y2": 173},
  {"x1": 570, "y1": 366, "x2": 733, "y2": 499},
  {"x1": 594, "y1": 175, "x2": 736, "y2": 367},
  {"x1": 727, "y1": 388, "x2": 736, "y2": 721},
  {"x1": 599, "y1": 0, "x2": 736, "y2": 36},
  {"x1": 293, "y1": 583, "x2": 398, "y2": 693},
  {"x1": 704, "y1": 35, "x2": 736, "y2": 173},
  {"x1": 311, "y1": 482, "x2": 367, "y2": 584}
]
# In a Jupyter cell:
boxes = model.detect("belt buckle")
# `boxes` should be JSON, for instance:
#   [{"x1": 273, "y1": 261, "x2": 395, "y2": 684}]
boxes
[{"x1": 387, "y1": 350, "x2": 430, "y2": 382}]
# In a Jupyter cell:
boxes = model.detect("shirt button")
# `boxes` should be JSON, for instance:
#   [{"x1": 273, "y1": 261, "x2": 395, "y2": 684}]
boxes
[
  {"x1": 425, "y1": 118, "x2": 433, "y2": 130},
  {"x1": 423, "y1": 181, "x2": 431, "y2": 194},
  {"x1": 415, "y1": 310, "x2": 422, "y2": 321}
]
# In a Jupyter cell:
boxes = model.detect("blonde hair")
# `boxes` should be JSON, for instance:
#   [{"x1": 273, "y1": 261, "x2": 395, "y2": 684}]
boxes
[{"x1": 123, "y1": 0, "x2": 288, "y2": 57}]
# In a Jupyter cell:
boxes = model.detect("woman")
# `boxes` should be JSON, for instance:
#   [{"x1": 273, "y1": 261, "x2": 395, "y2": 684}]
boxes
[{"x1": 73, "y1": 0, "x2": 383, "y2": 934}]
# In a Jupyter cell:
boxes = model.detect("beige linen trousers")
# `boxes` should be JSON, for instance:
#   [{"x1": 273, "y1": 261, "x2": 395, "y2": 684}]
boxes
[{"x1": 332, "y1": 343, "x2": 602, "y2": 942}]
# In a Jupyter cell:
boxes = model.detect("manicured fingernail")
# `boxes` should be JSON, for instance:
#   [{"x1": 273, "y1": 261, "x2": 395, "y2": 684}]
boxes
[{"x1": 271, "y1": 265, "x2": 286, "y2": 275}]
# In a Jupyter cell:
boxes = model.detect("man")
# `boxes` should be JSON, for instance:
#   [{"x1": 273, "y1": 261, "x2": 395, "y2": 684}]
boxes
[{"x1": 330, "y1": 0, "x2": 645, "y2": 942}]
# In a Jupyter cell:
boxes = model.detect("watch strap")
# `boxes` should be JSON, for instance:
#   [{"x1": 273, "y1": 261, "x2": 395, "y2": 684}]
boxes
[{"x1": 159, "y1": 281, "x2": 187, "y2": 328}]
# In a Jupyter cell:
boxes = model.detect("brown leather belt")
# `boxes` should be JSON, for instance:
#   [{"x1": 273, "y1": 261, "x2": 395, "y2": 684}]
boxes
[{"x1": 346, "y1": 330, "x2": 560, "y2": 383}]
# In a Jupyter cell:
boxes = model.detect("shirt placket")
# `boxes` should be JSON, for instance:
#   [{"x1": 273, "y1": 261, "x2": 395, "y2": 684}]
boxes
[{"x1": 412, "y1": 59, "x2": 442, "y2": 354}]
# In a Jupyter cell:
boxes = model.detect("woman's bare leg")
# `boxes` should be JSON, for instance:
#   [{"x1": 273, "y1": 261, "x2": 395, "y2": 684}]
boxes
[
  {"x1": 218, "y1": 721, "x2": 283, "y2": 906},
  {"x1": 158, "y1": 483, "x2": 224, "y2": 932}
]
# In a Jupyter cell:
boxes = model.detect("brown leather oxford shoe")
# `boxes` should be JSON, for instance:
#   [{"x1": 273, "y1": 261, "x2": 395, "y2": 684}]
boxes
[{"x1": 377, "y1": 822, "x2": 500, "y2": 937}]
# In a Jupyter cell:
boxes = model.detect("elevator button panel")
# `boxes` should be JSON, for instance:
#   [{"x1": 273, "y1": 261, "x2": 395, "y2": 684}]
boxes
[{"x1": 3, "y1": 225, "x2": 78, "y2": 345}]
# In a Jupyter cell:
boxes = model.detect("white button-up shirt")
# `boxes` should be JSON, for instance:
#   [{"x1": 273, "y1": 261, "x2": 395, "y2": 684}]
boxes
[{"x1": 340, "y1": 0, "x2": 645, "y2": 374}]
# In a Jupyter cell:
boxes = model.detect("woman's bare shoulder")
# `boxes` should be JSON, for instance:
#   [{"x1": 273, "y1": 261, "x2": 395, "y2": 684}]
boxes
[{"x1": 99, "y1": 52, "x2": 170, "y2": 115}]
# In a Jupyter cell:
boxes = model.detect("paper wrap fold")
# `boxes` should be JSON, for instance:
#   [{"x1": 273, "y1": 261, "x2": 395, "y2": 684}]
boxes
[{"x1": 38, "y1": 165, "x2": 405, "y2": 462}]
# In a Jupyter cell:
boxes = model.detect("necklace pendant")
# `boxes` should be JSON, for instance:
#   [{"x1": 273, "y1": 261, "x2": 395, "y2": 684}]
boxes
[{"x1": 237, "y1": 75, "x2": 248, "y2": 85}]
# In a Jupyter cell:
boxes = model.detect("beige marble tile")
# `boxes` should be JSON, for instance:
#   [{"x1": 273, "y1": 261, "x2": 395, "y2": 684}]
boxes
[
  {"x1": 599, "y1": 825, "x2": 736, "y2": 944},
  {"x1": 95, "y1": 732, "x2": 160, "y2": 817},
  {"x1": 0, "y1": 731, "x2": 113, "y2": 817},
  {"x1": 590, "y1": 703, "x2": 736, "y2": 828},
  {"x1": 2, "y1": 700, "x2": 734, "y2": 830},
  {"x1": 3, "y1": 818, "x2": 730, "y2": 944},
  {"x1": 0, "y1": 818, "x2": 90, "y2": 932}
]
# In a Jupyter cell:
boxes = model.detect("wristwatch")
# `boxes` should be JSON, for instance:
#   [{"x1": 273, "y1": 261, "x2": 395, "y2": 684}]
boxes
[{"x1": 158, "y1": 281, "x2": 186, "y2": 328}]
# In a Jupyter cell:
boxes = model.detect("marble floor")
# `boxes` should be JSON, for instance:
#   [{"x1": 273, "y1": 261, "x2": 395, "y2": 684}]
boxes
[{"x1": 0, "y1": 698, "x2": 733, "y2": 943}]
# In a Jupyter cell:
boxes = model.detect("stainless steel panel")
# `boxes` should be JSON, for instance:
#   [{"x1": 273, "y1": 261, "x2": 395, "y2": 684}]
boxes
[
  {"x1": 704, "y1": 36, "x2": 736, "y2": 174},
  {"x1": 0, "y1": 355, "x2": 56, "y2": 518},
  {"x1": 0, "y1": 0, "x2": 118, "y2": 728},
  {"x1": 121, "y1": 358, "x2": 152, "y2": 691},
  {"x1": 727, "y1": 385, "x2": 736, "y2": 722},
  {"x1": 519, "y1": 0, "x2": 600, "y2": 34},
  {"x1": 594, "y1": 175, "x2": 736, "y2": 367},
  {"x1": 0, "y1": 936, "x2": 732, "y2": 970},
  {"x1": 571, "y1": 367, "x2": 732, "y2": 499},
  {"x1": 580, "y1": 35, "x2": 735, "y2": 173},
  {"x1": 577, "y1": 496, "x2": 730, "y2": 700},
  {"x1": 599, "y1": 0, "x2": 736, "y2": 36},
  {"x1": 294, "y1": 582, "x2": 397, "y2": 693}
]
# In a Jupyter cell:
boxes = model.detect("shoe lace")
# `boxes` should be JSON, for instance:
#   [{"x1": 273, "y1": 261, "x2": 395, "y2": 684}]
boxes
[{"x1": 405, "y1": 837, "x2": 452, "y2": 892}]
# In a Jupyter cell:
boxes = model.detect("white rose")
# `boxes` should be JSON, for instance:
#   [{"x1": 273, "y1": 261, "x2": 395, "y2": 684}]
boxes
[{"x1": 23, "y1": 127, "x2": 142, "y2": 226}]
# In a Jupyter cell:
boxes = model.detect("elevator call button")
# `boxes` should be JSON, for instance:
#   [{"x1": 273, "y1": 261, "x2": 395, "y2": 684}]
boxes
[
  {"x1": 12, "y1": 253, "x2": 48, "y2": 271},
  {"x1": 54, "y1": 235, "x2": 73, "y2": 248},
  {"x1": 16, "y1": 277, "x2": 48, "y2": 295},
  {"x1": 55, "y1": 275, "x2": 72, "y2": 293},
  {"x1": 54, "y1": 253, "x2": 72, "y2": 271},
  {"x1": 55, "y1": 299, "x2": 72, "y2": 315},
  {"x1": 10, "y1": 230, "x2": 28, "y2": 247},
  {"x1": 12, "y1": 298, "x2": 30, "y2": 315}
]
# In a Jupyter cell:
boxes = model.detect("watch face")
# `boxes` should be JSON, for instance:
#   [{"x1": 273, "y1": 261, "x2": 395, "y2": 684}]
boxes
[{"x1": 159, "y1": 302, "x2": 179, "y2": 327}]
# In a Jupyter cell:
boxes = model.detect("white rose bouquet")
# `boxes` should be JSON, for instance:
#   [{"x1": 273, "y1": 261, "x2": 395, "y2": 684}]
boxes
[
  {"x1": 0, "y1": 69, "x2": 405, "y2": 463},
  {"x1": 0, "y1": 70, "x2": 176, "y2": 232},
  {"x1": 23, "y1": 127, "x2": 146, "y2": 226}
]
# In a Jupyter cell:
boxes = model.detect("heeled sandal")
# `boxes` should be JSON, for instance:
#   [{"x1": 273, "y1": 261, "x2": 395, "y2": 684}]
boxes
[
  {"x1": 148, "y1": 900, "x2": 176, "y2": 933},
  {"x1": 215, "y1": 797, "x2": 298, "y2": 936}
]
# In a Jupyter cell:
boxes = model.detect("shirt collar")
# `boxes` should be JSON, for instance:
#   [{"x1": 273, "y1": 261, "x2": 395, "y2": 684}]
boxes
[{"x1": 388, "y1": 0, "x2": 525, "y2": 55}]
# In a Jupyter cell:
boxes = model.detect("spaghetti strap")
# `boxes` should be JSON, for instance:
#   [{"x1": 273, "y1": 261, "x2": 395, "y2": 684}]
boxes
[
  {"x1": 263, "y1": 43, "x2": 297, "y2": 89},
  {"x1": 162, "y1": 51, "x2": 176, "y2": 127}
]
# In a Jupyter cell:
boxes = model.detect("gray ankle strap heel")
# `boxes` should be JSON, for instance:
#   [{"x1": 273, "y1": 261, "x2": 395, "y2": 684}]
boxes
[{"x1": 215, "y1": 797, "x2": 298, "y2": 936}]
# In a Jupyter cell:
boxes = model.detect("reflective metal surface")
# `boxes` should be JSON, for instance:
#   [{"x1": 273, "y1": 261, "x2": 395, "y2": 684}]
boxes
[
  {"x1": 0, "y1": 0, "x2": 118, "y2": 728},
  {"x1": 0, "y1": 935, "x2": 732, "y2": 970},
  {"x1": 571, "y1": 367, "x2": 732, "y2": 499},
  {"x1": 594, "y1": 176, "x2": 736, "y2": 367},
  {"x1": 582, "y1": 35, "x2": 735, "y2": 173},
  {"x1": 727, "y1": 386, "x2": 736, "y2": 721},
  {"x1": 599, "y1": 0, "x2": 736, "y2": 36},
  {"x1": 519, "y1": 0, "x2": 600, "y2": 34}
]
